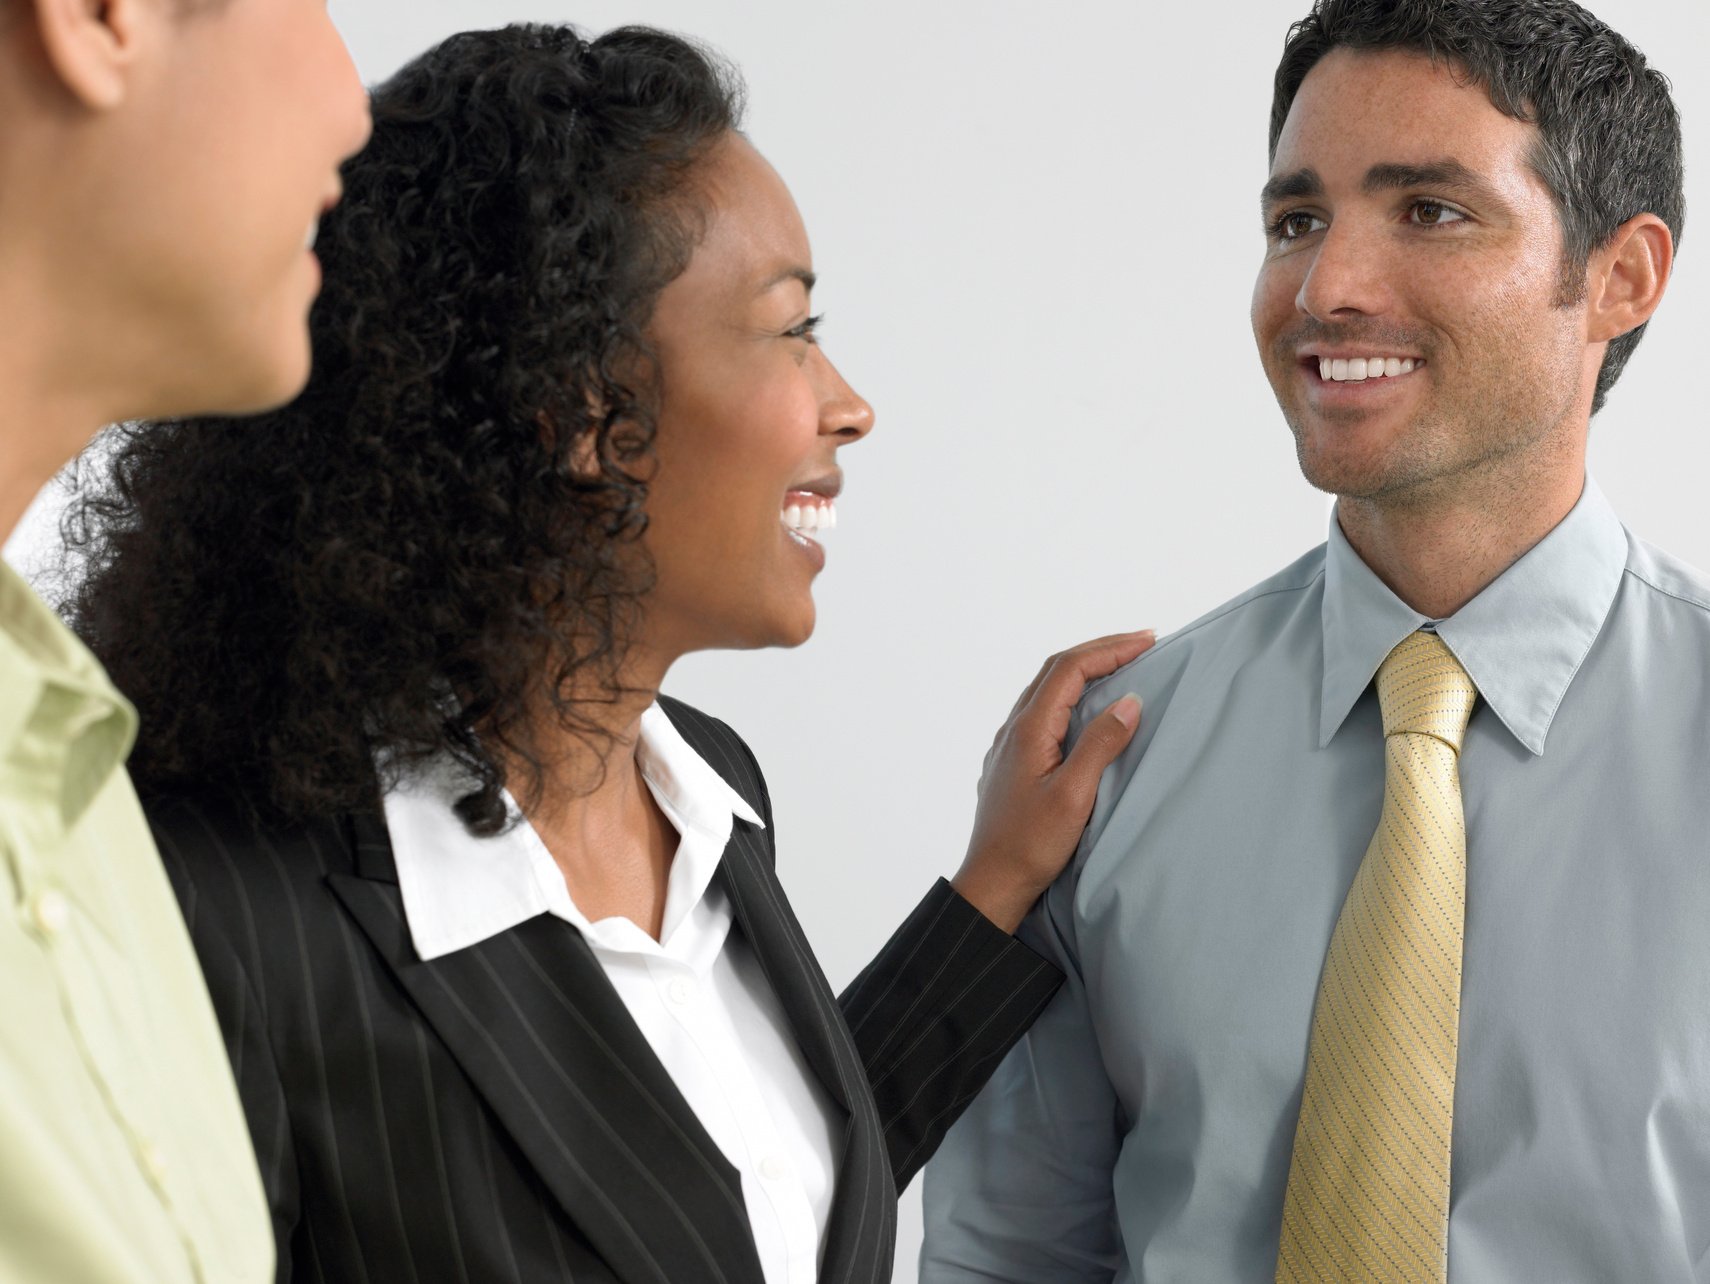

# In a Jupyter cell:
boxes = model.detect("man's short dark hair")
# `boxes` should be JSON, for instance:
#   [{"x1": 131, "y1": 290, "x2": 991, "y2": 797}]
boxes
[{"x1": 1270, "y1": 0, "x2": 1685, "y2": 415}]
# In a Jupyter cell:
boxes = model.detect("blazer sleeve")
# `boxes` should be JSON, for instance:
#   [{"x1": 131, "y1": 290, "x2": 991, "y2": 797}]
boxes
[
  {"x1": 838, "y1": 880, "x2": 1063, "y2": 1191},
  {"x1": 153, "y1": 812, "x2": 303, "y2": 1283}
]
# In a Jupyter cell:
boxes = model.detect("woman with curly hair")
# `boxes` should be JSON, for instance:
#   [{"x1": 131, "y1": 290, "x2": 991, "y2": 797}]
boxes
[{"x1": 65, "y1": 22, "x2": 1148, "y2": 1284}]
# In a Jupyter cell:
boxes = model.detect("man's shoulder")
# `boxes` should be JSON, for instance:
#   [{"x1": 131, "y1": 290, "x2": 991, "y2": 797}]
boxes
[
  {"x1": 1620, "y1": 533, "x2": 1710, "y2": 620},
  {"x1": 1079, "y1": 542, "x2": 1328, "y2": 717}
]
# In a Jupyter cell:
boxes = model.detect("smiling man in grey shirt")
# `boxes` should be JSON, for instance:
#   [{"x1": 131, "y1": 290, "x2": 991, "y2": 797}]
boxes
[{"x1": 921, "y1": 0, "x2": 1703, "y2": 1281}]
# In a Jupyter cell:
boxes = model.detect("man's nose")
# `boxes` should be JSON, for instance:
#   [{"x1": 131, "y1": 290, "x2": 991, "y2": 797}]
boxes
[{"x1": 1296, "y1": 220, "x2": 1395, "y2": 321}]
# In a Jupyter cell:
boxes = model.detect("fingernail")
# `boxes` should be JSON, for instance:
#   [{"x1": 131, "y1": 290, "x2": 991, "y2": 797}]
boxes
[
  {"x1": 1138, "y1": 629, "x2": 1156, "y2": 640},
  {"x1": 1110, "y1": 693, "x2": 1142, "y2": 729}
]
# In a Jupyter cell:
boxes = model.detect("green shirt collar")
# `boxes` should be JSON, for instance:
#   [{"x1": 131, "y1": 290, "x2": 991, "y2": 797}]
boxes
[{"x1": 0, "y1": 560, "x2": 136, "y2": 828}]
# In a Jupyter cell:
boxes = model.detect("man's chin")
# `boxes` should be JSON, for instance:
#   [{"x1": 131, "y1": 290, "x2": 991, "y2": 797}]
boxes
[{"x1": 1293, "y1": 441, "x2": 1421, "y2": 503}]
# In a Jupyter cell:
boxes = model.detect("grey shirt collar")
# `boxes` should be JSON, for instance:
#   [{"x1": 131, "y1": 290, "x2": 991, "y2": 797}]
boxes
[{"x1": 1319, "y1": 475, "x2": 1628, "y2": 755}]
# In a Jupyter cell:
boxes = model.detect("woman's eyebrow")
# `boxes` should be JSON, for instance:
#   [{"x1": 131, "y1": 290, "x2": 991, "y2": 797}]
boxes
[{"x1": 756, "y1": 266, "x2": 816, "y2": 296}]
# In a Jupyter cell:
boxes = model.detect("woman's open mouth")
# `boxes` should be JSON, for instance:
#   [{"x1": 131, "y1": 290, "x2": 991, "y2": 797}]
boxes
[{"x1": 781, "y1": 491, "x2": 836, "y2": 543}]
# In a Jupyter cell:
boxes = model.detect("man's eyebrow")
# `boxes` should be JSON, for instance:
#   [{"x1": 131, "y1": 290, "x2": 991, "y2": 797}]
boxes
[
  {"x1": 1260, "y1": 160, "x2": 1513, "y2": 218},
  {"x1": 1362, "y1": 158, "x2": 1508, "y2": 211},
  {"x1": 1260, "y1": 168, "x2": 1323, "y2": 213},
  {"x1": 758, "y1": 266, "x2": 816, "y2": 295}
]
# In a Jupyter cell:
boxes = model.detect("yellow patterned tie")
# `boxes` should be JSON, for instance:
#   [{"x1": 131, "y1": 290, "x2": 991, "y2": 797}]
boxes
[{"x1": 1277, "y1": 630, "x2": 1478, "y2": 1283}]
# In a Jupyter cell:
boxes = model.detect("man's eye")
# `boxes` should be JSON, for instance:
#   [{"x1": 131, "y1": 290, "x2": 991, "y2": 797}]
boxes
[
  {"x1": 1411, "y1": 202, "x2": 1467, "y2": 227},
  {"x1": 1271, "y1": 211, "x2": 1327, "y2": 241}
]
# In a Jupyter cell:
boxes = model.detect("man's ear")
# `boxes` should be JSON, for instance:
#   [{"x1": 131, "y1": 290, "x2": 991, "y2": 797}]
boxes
[
  {"x1": 31, "y1": 0, "x2": 150, "y2": 111},
  {"x1": 1586, "y1": 213, "x2": 1674, "y2": 345}
]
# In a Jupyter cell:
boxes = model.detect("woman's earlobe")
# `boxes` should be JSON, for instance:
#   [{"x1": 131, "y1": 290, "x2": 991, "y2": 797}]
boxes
[
  {"x1": 33, "y1": 0, "x2": 146, "y2": 111},
  {"x1": 1586, "y1": 213, "x2": 1674, "y2": 345},
  {"x1": 538, "y1": 407, "x2": 606, "y2": 480}
]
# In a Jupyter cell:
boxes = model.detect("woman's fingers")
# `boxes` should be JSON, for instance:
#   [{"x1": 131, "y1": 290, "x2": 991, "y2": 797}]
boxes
[
  {"x1": 1057, "y1": 692, "x2": 1143, "y2": 808},
  {"x1": 1007, "y1": 629, "x2": 1155, "y2": 722},
  {"x1": 953, "y1": 630, "x2": 1156, "y2": 933},
  {"x1": 1013, "y1": 630, "x2": 1155, "y2": 756}
]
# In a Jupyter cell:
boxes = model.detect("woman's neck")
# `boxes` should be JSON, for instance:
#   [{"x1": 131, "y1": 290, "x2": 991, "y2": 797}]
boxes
[{"x1": 503, "y1": 658, "x2": 679, "y2": 940}]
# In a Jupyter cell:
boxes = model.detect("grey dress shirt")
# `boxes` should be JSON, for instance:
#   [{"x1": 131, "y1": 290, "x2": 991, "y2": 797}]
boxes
[{"x1": 921, "y1": 477, "x2": 1710, "y2": 1283}]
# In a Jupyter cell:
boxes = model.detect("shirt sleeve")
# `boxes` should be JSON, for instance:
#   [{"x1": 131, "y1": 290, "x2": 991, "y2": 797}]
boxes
[
  {"x1": 917, "y1": 872, "x2": 1124, "y2": 1282},
  {"x1": 839, "y1": 879, "x2": 1064, "y2": 1191}
]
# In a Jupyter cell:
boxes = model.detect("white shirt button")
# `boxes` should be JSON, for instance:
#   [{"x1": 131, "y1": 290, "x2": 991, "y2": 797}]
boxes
[
  {"x1": 759, "y1": 1154, "x2": 790, "y2": 1182},
  {"x1": 31, "y1": 889, "x2": 70, "y2": 938},
  {"x1": 666, "y1": 976, "x2": 696, "y2": 1006},
  {"x1": 141, "y1": 1140, "x2": 169, "y2": 1186}
]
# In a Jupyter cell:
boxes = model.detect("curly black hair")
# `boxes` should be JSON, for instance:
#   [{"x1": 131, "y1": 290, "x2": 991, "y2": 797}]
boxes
[{"x1": 62, "y1": 23, "x2": 746, "y2": 834}]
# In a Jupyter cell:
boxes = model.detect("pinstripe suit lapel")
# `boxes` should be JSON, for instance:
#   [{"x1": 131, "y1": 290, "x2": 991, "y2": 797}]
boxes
[
  {"x1": 718, "y1": 834, "x2": 895, "y2": 1283},
  {"x1": 718, "y1": 827, "x2": 856, "y2": 1115},
  {"x1": 329, "y1": 813, "x2": 766, "y2": 1284},
  {"x1": 661, "y1": 700, "x2": 896, "y2": 1283}
]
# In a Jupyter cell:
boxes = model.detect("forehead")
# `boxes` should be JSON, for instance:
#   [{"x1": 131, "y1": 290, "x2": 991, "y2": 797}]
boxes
[
  {"x1": 1271, "y1": 47, "x2": 1538, "y2": 183},
  {"x1": 680, "y1": 134, "x2": 812, "y2": 301}
]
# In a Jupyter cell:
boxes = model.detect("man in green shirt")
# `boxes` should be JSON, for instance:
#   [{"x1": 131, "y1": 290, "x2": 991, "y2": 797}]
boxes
[{"x1": 0, "y1": 0, "x2": 370, "y2": 1277}]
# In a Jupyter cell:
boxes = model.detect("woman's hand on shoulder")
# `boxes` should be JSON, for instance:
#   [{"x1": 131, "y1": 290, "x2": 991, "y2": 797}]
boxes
[{"x1": 951, "y1": 630, "x2": 1154, "y2": 933}]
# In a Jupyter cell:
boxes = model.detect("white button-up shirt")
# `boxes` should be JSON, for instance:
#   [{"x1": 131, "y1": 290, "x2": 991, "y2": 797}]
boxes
[{"x1": 384, "y1": 703, "x2": 842, "y2": 1284}]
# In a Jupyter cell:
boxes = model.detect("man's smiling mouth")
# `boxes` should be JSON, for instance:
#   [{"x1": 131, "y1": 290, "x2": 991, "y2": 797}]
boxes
[{"x1": 1311, "y1": 355, "x2": 1426, "y2": 383}]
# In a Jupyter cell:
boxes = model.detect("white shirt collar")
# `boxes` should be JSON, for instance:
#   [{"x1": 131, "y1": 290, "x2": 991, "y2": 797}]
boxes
[{"x1": 386, "y1": 702, "x2": 765, "y2": 962}]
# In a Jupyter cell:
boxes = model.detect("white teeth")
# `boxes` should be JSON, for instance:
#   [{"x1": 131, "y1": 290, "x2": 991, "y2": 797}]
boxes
[
  {"x1": 1319, "y1": 356, "x2": 1422, "y2": 382},
  {"x1": 305, "y1": 219, "x2": 319, "y2": 252},
  {"x1": 780, "y1": 500, "x2": 837, "y2": 536}
]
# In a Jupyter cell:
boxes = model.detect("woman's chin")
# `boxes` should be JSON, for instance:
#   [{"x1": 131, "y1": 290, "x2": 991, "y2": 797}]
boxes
[
  {"x1": 750, "y1": 596, "x2": 818, "y2": 651},
  {"x1": 767, "y1": 602, "x2": 818, "y2": 650},
  {"x1": 681, "y1": 601, "x2": 818, "y2": 654}
]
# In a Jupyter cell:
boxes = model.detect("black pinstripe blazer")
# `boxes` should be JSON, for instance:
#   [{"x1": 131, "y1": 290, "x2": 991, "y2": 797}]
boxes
[{"x1": 150, "y1": 697, "x2": 1061, "y2": 1284}]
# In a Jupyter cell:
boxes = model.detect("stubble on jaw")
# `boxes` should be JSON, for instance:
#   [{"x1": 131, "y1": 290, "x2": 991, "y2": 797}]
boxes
[
  {"x1": 1286, "y1": 398, "x2": 1553, "y2": 510},
  {"x1": 1278, "y1": 298, "x2": 1587, "y2": 517},
  {"x1": 1276, "y1": 327, "x2": 1592, "y2": 617}
]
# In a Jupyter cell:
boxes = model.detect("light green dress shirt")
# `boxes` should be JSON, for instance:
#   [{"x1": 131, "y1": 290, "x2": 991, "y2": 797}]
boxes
[{"x1": 1, "y1": 560, "x2": 272, "y2": 1283}]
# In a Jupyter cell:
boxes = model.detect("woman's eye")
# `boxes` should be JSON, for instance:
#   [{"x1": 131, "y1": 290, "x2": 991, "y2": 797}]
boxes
[
  {"x1": 1411, "y1": 202, "x2": 1467, "y2": 227},
  {"x1": 1272, "y1": 212, "x2": 1326, "y2": 241},
  {"x1": 785, "y1": 314, "x2": 824, "y2": 343}
]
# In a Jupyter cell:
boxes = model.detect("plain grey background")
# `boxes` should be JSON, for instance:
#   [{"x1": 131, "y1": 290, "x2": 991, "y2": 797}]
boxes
[{"x1": 6, "y1": 2, "x2": 1706, "y2": 1277}]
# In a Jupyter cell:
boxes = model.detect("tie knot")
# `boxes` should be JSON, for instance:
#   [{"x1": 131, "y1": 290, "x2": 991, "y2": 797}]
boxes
[{"x1": 1377, "y1": 630, "x2": 1478, "y2": 752}]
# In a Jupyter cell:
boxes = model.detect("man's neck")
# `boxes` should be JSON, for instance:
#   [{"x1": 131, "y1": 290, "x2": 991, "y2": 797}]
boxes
[
  {"x1": 0, "y1": 389, "x2": 104, "y2": 550},
  {"x1": 0, "y1": 252, "x2": 112, "y2": 547},
  {"x1": 1336, "y1": 450, "x2": 1588, "y2": 621}
]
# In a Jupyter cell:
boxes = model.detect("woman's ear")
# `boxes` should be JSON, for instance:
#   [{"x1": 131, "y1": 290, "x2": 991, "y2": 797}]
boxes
[
  {"x1": 539, "y1": 402, "x2": 607, "y2": 480},
  {"x1": 31, "y1": 0, "x2": 151, "y2": 110},
  {"x1": 1585, "y1": 212, "x2": 1674, "y2": 345}
]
